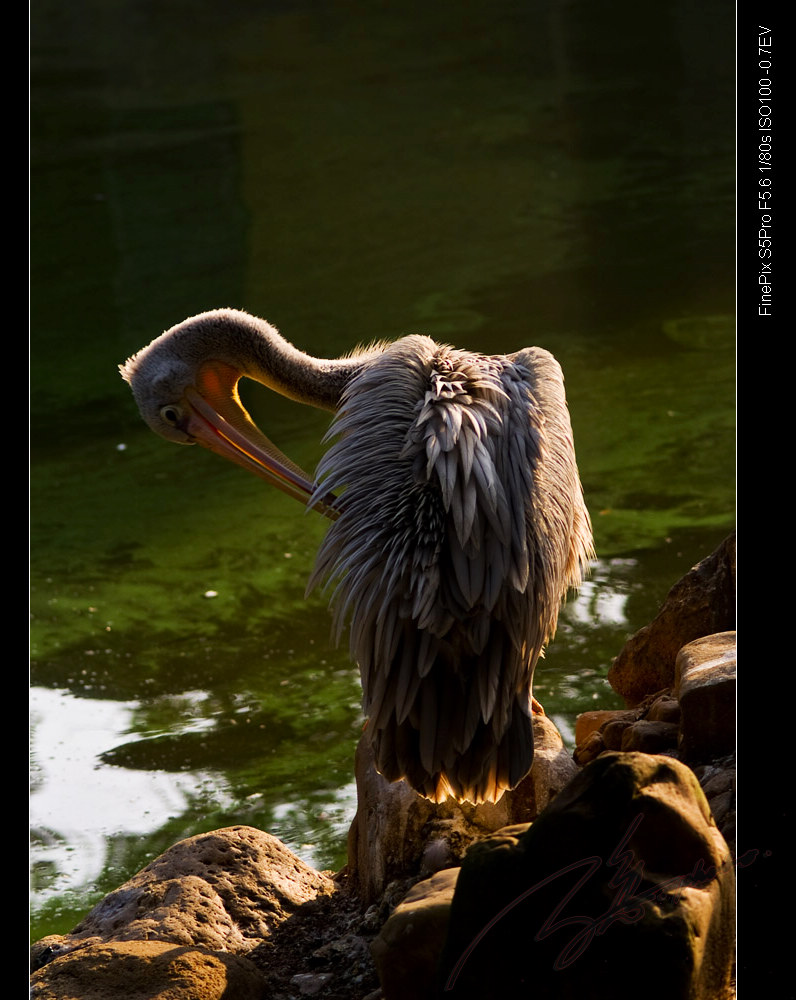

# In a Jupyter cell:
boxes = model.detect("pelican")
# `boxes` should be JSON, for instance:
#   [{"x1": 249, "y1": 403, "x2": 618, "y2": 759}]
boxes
[{"x1": 120, "y1": 308, "x2": 593, "y2": 804}]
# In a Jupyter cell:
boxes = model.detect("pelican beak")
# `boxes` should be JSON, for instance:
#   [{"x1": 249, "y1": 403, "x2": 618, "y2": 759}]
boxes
[{"x1": 179, "y1": 360, "x2": 339, "y2": 520}]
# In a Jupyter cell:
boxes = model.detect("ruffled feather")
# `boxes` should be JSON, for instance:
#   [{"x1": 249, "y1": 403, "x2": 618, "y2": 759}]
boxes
[{"x1": 307, "y1": 336, "x2": 594, "y2": 804}]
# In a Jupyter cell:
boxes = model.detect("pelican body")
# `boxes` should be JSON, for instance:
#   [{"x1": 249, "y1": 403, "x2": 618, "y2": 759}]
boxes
[{"x1": 121, "y1": 308, "x2": 593, "y2": 804}]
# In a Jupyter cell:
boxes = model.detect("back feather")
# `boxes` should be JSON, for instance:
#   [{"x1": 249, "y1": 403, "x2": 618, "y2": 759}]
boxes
[{"x1": 308, "y1": 336, "x2": 593, "y2": 803}]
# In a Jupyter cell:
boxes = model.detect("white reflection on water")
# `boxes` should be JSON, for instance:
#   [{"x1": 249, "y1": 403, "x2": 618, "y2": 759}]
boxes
[
  {"x1": 269, "y1": 781, "x2": 358, "y2": 872},
  {"x1": 550, "y1": 714, "x2": 575, "y2": 746},
  {"x1": 29, "y1": 686, "x2": 232, "y2": 906},
  {"x1": 565, "y1": 559, "x2": 637, "y2": 629}
]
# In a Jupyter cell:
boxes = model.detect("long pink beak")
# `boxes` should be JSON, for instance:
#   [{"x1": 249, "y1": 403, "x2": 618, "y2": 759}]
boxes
[{"x1": 178, "y1": 361, "x2": 340, "y2": 520}]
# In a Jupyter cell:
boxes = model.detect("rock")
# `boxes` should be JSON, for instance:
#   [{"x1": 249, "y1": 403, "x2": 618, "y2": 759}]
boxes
[
  {"x1": 370, "y1": 867, "x2": 460, "y2": 1000},
  {"x1": 30, "y1": 938, "x2": 74, "y2": 972},
  {"x1": 522, "y1": 712, "x2": 582, "y2": 816},
  {"x1": 620, "y1": 720, "x2": 680, "y2": 753},
  {"x1": 439, "y1": 752, "x2": 735, "y2": 1000},
  {"x1": 572, "y1": 729, "x2": 604, "y2": 766},
  {"x1": 290, "y1": 971, "x2": 334, "y2": 995},
  {"x1": 675, "y1": 632, "x2": 736, "y2": 760},
  {"x1": 701, "y1": 764, "x2": 734, "y2": 801},
  {"x1": 347, "y1": 714, "x2": 578, "y2": 903},
  {"x1": 708, "y1": 788, "x2": 733, "y2": 826},
  {"x1": 574, "y1": 709, "x2": 634, "y2": 746},
  {"x1": 693, "y1": 755, "x2": 736, "y2": 858},
  {"x1": 31, "y1": 827, "x2": 335, "y2": 970},
  {"x1": 244, "y1": 871, "x2": 382, "y2": 998},
  {"x1": 601, "y1": 716, "x2": 637, "y2": 750},
  {"x1": 646, "y1": 694, "x2": 681, "y2": 724},
  {"x1": 608, "y1": 533, "x2": 736, "y2": 706},
  {"x1": 574, "y1": 691, "x2": 682, "y2": 765},
  {"x1": 29, "y1": 940, "x2": 267, "y2": 1000}
]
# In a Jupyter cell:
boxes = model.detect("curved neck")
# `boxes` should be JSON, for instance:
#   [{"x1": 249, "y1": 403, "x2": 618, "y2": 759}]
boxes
[{"x1": 175, "y1": 309, "x2": 383, "y2": 412}]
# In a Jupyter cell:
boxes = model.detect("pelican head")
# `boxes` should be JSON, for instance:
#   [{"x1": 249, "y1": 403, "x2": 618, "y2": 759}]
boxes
[
  {"x1": 120, "y1": 337, "x2": 199, "y2": 445},
  {"x1": 120, "y1": 309, "x2": 343, "y2": 514}
]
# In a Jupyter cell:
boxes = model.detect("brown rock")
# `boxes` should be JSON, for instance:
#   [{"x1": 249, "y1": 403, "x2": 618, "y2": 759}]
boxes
[
  {"x1": 676, "y1": 632, "x2": 736, "y2": 760},
  {"x1": 572, "y1": 730, "x2": 605, "y2": 766},
  {"x1": 29, "y1": 940, "x2": 267, "y2": 1000},
  {"x1": 574, "y1": 695, "x2": 682, "y2": 766},
  {"x1": 347, "y1": 714, "x2": 578, "y2": 904},
  {"x1": 370, "y1": 867, "x2": 460, "y2": 1000},
  {"x1": 574, "y1": 709, "x2": 634, "y2": 746},
  {"x1": 32, "y1": 826, "x2": 334, "y2": 970},
  {"x1": 620, "y1": 720, "x2": 680, "y2": 754},
  {"x1": 439, "y1": 752, "x2": 736, "y2": 1000},
  {"x1": 522, "y1": 712, "x2": 582, "y2": 817},
  {"x1": 607, "y1": 533, "x2": 735, "y2": 706},
  {"x1": 646, "y1": 694, "x2": 682, "y2": 725},
  {"x1": 243, "y1": 871, "x2": 382, "y2": 998},
  {"x1": 601, "y1": 717, "x2": 636, "y2": 749}
]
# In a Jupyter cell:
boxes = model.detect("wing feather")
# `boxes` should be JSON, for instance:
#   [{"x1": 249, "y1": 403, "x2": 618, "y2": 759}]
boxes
[{"x1": 307, "y1": 337, "x2": 593, "y2": 803}]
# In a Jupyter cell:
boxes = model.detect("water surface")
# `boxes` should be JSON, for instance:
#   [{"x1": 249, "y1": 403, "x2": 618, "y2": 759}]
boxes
[{"x1": 30, "y1": 0, "x2": 735, "y2": 940}]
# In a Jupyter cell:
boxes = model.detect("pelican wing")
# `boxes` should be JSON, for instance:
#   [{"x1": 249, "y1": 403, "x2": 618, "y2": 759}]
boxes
[{"x1": 308, "y1": 337, "x2": 593, "y2": 803}]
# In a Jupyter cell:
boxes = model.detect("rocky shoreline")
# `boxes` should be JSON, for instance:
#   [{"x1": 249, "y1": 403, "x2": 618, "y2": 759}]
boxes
[{"x1": 30, "y1": 533, "x2": 736, "y2": 999}]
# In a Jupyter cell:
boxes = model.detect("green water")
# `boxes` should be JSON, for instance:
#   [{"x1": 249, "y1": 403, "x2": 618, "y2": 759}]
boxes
[{"x1": 30, "y1": 0, "x2": 735, "y2": 941}]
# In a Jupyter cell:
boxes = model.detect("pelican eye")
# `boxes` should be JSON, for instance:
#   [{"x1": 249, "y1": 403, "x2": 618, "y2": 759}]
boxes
[{"x1": 160, "y1": 405, "x2": 183, "y2": 425}]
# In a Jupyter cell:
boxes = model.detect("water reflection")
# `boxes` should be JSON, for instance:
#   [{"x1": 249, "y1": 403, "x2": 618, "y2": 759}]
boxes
[
  {"x1": 30, "y1": 684, "x2": 359, "y2": 933},
  {"x1": 569, "y1": 559, "x2": 638, "y2": 629},
  {"x1": 29, "y1": 687, "x2": 234, "y2": 904}
]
